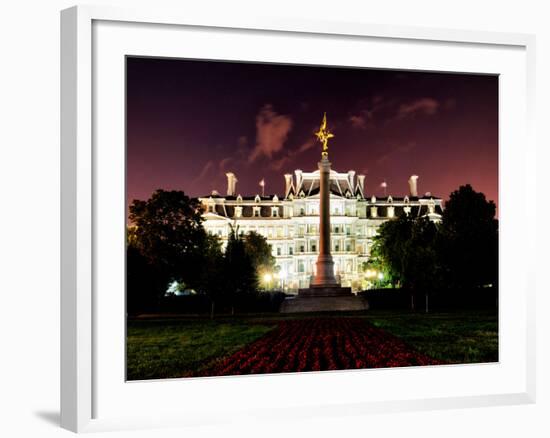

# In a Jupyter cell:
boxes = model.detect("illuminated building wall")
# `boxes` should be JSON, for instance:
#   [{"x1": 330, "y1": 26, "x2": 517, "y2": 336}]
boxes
[{"x1": 199, "y1": 169, "x2": 442, "y2": 292}]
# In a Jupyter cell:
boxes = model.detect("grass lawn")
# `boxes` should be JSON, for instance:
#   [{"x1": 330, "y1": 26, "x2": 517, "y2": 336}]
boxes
[
  {"x1": 127, "y1": 310, "x2": 498, "y2": 380},
  {"x1": 363, "y1": 310, "x2": 498, "y2": 364},
  {"x1": 127, "y1": 318, "x2": 275, "y2": 380}
]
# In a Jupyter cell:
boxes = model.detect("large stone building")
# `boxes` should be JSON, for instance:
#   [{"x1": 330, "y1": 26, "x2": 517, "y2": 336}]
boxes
[{"x1": 199, "y1": 169, "x2": 443, "y2": 292}]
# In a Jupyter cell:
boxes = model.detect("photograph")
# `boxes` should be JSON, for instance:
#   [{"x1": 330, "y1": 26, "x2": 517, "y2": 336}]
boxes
[{"x1": 125, "y1": 57, "x2": 499, "y2": 381}]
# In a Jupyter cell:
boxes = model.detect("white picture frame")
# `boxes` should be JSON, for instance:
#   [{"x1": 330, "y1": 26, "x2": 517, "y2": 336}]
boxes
[{"x1": 60, "y1": 5, "x2": 536, "y2": 433}]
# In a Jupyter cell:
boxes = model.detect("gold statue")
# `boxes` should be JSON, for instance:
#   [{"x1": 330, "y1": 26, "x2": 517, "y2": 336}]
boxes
[{"x1": 315, "y1": 112, "x2": 334, "y2": 157}]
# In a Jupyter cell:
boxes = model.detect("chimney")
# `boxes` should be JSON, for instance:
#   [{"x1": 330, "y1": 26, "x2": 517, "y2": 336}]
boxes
[
  {"x1": 226, "y1": 172, "x2": 238, "y2": 196},
  {"x1": 408, "y1": 175, "x2": 419, "y2": 197},
  {"x1": 357, "y1": 175, "x2": 366, "y2": 195},
  {"x1": 294, "y1": 169, "x2": 303, "y2": 192},
  {"x1": 284, "y1": 174, "x2": 293, "y2": 197}
]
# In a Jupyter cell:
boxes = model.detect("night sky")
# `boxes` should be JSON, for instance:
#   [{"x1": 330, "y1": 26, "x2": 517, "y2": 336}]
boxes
[{"x1": 127, "y1": 57, "x2": 498, "y2": 209}]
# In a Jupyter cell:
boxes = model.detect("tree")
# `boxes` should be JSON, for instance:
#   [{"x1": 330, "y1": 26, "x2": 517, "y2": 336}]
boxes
[
  {"x1": 224, "y1": 227, "x2": 258, "y2": 313},
  {"x1": 439, "y1": 184, "x2": 498, "y2": 289},
  {"x1": 243, "y1": 230, "x2": 276, "y2": 282},
  {"x1": 128, "y1": 189, "x2": 208, "y2": 303},
  {"x1": 126, "y1": 242, "x2": 164, "y2": 314},
  {"x1": 195, "y1": 233, "x2": 225, "y2": 318},
  {"x1": 371, "y1": 214, "x2": 414, "y2": 287},
  {"x1": 403, "y1": 217, "x2": 441, "y2": 292},
  {"x1": 370, "y1": 215, "x2": 442, "y2": 291}
]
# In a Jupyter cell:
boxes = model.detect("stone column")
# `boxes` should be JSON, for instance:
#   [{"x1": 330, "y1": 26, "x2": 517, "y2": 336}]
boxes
[{"x1": 312, "y1": 156, "x2": 338, "y2": 286}]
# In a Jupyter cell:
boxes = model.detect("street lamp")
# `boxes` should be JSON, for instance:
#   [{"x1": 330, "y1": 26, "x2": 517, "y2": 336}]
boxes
[{"x1": 263, "y1": 273, "x2": 273, "y2": 291}]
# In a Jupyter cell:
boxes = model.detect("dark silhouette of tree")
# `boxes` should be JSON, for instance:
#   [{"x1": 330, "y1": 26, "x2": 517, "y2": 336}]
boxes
[
  {"x1": 195, "y1": 234, "x2": 224, "y2": 318},
  {"x1": 127, "y1": 189, "x2": 208, "y2": 305},
  {"x1": 371, "y1": 184, "x2": 498, "y2": 296},
  {"x1": 243, "y1": 230, "x2": 276, "y2": 281},
  {"x1": 371, "y1": 215, "x2": 414, "y2": 287},
  {"x1": 439, "y1": 184, "x2": 498, "y2": 289},
  {"x1": 224, "y1": 226, "x2": 258, "y2": 314},
  {"x1": 126, "y1": 243, "x2": 165, "y2": 314},
  {"x1": 404, "y1": 217, "x2": 441, "y2": 292}
]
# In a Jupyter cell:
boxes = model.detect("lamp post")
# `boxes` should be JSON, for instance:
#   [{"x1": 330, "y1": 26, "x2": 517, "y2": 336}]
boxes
[{"x1": 263, "y1": 273, "x2": 273, "y2": 291}]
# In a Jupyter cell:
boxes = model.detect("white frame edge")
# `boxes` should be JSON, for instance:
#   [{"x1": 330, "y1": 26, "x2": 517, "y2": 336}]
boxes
[{"x1": 60, "y1": 4, "x2": 537, "y2": 433}]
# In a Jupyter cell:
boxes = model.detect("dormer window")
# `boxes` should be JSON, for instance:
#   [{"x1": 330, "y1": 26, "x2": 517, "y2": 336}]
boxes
[
  {"x1": 255, "y1": 194, "x2": 261, "y2": 203},
  {"x1": 388, "y1": 195, "x2": 393, "y2": 204},
  {"x1": 371, "y1": 195, "x2": 376, "y2": 203},
  {"x1": 236, "y1": 194, "x2": 243, "y2": 202},
  {"x1": 273, "y1": 195, "x2": 279, "y2": 202}
]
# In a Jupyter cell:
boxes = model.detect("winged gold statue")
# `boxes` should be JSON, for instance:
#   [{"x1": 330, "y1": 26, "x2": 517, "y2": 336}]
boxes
[{"x1": 315, "y1": 112, "x2": 334, "y2": 157}]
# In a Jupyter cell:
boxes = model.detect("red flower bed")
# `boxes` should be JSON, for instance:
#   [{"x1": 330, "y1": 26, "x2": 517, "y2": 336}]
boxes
[{"x1": 196, "y1": 318, "x2": 443, "y2": 377}]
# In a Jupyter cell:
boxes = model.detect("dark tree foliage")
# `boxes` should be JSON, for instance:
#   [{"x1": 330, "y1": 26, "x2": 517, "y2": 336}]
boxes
[
  {"x1": 371, "y1": 215, "x2": 414, "y2": 287},
  {"x1": 439, "y1": 184, "x2": 498, "y2": 289},
  {"x1": 403, "y1": 217, "x2": 441, "y2": 291},
  {"x1": 224, "y1": 227, "x2": 258, "y2": 312},
  {"x1": 126, "y1": 243, "x2": 165, "y2": 314},
  {"x1": 195, "y1": 233, "x2": 225, "y2": 318},
  {"x1": 127, "y1": 190, "x2": 208, "y2": 306},
  {"x1": 372, "y1": 184, "x2": 498, "y2": 292},
  {"x1": 243, "y1": 230, "x2": 276, "y2": 279}
]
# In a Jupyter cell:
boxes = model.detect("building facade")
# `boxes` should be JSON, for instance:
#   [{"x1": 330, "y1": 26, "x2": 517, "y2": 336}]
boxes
[{"x1": 199, "y1": 169, "x2": 443, "y2": 292}]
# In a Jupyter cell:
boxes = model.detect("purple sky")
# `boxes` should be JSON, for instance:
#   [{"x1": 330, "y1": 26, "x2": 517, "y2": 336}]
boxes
[{"x1": 127, "y1": 57, "x2": 498, "y2": 208}]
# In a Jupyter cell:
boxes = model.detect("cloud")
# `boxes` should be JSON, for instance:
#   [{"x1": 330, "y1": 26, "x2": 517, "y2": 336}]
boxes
[
  {"x1": 249, "y1": 105, "x2": 293, "y2": 162},
  {"x1": 219, "y1": 157, "x2": 233, "y2": 171},
  {"x1": 348, "y1": 96, "x2": 394, "y2": 130},
  {"x1": 270, "y1": 156, "x2": 291, "y2": 171},
  {"x1": 349, "y1": 113, "x2": 369, "y2": 129},
  {"x1": 195, "y1": 160, "x2": 214, "y2": 181},
  {"x1": 396, "y1": 98, "x2": 440, "y2": 120},
  {"x1": 376, "y1": 142, "x2": 417, "y2": 165},
  {"x1": 297, "y1": 139, "x2": 315, "y2": 153}
]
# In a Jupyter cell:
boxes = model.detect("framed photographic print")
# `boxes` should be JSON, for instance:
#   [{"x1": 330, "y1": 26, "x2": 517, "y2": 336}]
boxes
[{"x1": 61, "y1": 5, "x2": 536, "y2": 433}]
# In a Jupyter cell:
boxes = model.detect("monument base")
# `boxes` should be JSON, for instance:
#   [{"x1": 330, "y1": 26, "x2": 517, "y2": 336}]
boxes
[{"x1": 279, "y1": 286, "x2": 369, "y2": 313}]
